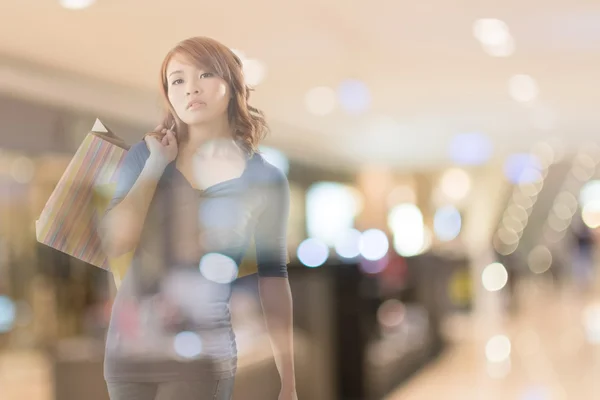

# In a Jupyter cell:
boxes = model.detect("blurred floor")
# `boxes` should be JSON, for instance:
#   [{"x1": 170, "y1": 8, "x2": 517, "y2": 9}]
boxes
[
  {"x1": 387, "y1": 278, "x2": 600, "y2": 400},
  {"x1": 2, "y1": 278, "x2": 600, "y2": 400},
  {"x1": 0, "y1": 349, "x2": 52, "y2": 400}
]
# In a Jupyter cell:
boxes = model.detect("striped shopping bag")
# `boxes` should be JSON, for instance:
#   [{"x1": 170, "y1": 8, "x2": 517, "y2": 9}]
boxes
[{"x1": 35, "y1": 119, "x2": 129, "y2": 271}]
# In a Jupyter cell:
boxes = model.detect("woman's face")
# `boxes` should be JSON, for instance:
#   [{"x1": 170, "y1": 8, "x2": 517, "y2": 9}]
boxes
[{"x1": 165, "y1": 55, "x2": 231, "y2": 126}]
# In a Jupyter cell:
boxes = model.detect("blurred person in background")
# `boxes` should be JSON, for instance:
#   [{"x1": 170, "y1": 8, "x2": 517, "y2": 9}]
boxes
[
  {"x1": 573, "y1": 218, "x2": 595, "y2": 290},
  {"x1": 99, "y1": 36, "x2": 297, "y2": 400}
]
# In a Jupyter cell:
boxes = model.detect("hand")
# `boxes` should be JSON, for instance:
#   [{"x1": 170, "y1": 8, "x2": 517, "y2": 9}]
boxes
[{"x1": 144, "y1": 124, "x2": 178, "y2": 166}]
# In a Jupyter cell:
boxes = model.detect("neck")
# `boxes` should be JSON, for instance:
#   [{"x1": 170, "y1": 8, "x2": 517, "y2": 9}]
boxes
[{"x1": 180, "y1": 116, "x2": 233, "y2": 156}]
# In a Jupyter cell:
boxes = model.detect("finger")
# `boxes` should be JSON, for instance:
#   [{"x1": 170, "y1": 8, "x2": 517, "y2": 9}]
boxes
[
  {"x1": 143, "y1": 135, "x2": 156, "y2": 146},
  {"x1": 164, "y1": 132, "x2": 173, "y2": 146},
  {"x1": 167, "y1": 130, "x2": 177, "y2": 145},
  {"x1": 146, "y1": 133, "x2": 161, "y2": 142}
]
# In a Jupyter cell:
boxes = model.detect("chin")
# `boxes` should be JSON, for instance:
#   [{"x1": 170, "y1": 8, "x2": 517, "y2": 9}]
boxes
[
  {"x1": 181, "y1": 113, "x2": 213, "y2": 126},
  {"x1": 183, "y1": 118, "x2": 210, "y2": 126}
]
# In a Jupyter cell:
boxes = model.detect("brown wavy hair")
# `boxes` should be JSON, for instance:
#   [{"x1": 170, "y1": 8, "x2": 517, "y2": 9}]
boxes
[{"x1": 158, "y1": 36, "x2": 269, "y2": 155}]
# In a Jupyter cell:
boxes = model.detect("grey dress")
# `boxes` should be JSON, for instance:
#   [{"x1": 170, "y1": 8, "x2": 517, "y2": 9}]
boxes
[{"x1": 102, "y1": 141, "x2": 290, "y2": 385}]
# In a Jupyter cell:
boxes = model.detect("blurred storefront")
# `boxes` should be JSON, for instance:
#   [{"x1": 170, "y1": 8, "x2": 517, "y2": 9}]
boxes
[{"x1": 2, "y1": 67, "x2": 600, "y2": 400}]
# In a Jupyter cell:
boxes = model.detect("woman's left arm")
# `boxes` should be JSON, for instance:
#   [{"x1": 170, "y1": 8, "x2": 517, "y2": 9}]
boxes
[
  {"x1": 254, "y1": 165, "x2": 297, "y2": 396},
  {"x1": 259, "y1": 276, "x2": 296, "y2": 393}
]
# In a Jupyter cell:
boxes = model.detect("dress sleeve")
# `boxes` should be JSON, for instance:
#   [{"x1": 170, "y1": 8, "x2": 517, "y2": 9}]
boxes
[
  {"x1": 254, "y1": 164, "x2": 291, "y2": 278},
  {"x1": 104, "y1": 141, "x2": 150, "y2": 214}
]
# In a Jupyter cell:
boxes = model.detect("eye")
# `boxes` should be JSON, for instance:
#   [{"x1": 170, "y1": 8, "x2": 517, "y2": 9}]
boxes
[
  {"x1": 171, "y1": 78, "x2": 183, "y2": 85},
  {"x1": 200, "y1": 72, "x2": 214, "y2": 79}
]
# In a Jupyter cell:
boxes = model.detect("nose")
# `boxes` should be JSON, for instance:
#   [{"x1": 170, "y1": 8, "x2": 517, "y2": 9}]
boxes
[{"x1": 185, "y1": 78, "x2": 202, "y2": 96}]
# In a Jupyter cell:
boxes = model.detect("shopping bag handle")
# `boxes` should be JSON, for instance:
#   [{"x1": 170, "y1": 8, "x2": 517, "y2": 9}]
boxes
[{"x1": 90, "y1": 118, "x2": 130, "y2": 150}]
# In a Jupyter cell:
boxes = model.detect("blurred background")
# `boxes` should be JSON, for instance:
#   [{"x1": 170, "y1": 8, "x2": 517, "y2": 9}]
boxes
[{"x1": 2, "y1": 1, "x2": 600, "y2": 399}]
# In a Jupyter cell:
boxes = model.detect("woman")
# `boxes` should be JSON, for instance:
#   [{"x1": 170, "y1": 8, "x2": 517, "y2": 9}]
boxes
[{"x1": 100, "y1": 36, "x2": 297, "y2": 400}]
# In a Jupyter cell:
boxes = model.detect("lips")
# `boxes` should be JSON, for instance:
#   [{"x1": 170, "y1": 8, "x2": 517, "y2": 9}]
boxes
[{"x1": 187, "y1": 100, "x2": 206, "y2": 109}]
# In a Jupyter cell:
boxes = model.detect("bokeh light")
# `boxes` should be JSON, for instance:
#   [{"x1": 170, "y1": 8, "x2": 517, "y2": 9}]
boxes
[
  {"x1": 482, "y1": 262, "x2": 508, "y2": 292},
  {"x1": 297, "y1": 238, "x2": 329, "y2": 267},
  {"x1": 388, "y1": 204, "x2": 425, "y2": 257},
  {"x1": 582, "y1": 202, "x2": 600, "y2": 229},
  {"x1": 440, "y1": 168, "x2": 471, "y2": 201},
  {"x1": 552, "y1": 202, "x2": 573, "y2": 220},
  {"x1": 306, "y1": 182, "x2": 361, "y2": 247},
  {"x1": 242, "y1": 58, "x2": 267, "y2": 86},
  {"x1": 504, "y1": 154, "x2": 542, "y2": 184},
  {"x1": 507, "y1": 204, "x2": 529, "y2": 223},
  {"x1": 572, "y1": 166, "x2": 594, "y2": 182},
  {"x1": 59, "y1": 0, "x2": 95, "y2": 9},
  {"x1": 547, "y1": 212, "x2": 570, "y2": 232},
  {"x1": 473, "y1": 18, "x2": 515, "y2": 57},
  {"x1": 518, "y1": 179, "x2": 543, "y2": 199},
  {"x1": 337, "y1": 79, "x2": 371, "y2": 114},
  {"x1": 556, "y1": 191, "x2": 578, "y2": 214},
  {"x1": 448, "y1": 133, "x2": 493, "y2": 165},
  {"x1": 579, "y1": 180, "x2": 600, "y2": 208},
  {"x1": 486, "y1": 334, "x2": 512, "y2": 363},
  {"x1": 473, "y1": 18, "x2": 511, "y2": 47},
  {"x1": 509, "y1": 74, "x2": 539, "y2": 103},
  {"x1": 502, "y1": 215, "x2": 524, "y2": 233},
  {"x1": 513, "y1": 190, "x2": 535, "y2": 209},
  {"x1": 496, "y1": 227, "x2": 520, "y2": 245},
  {"x1": 582, "y1": 303, "x2": 600, "y2": 344},
  {"x1": 576, "y1": 152, "x2": 596, "y2": 171},
  {"x1": 359, "y1": 257, "x2": 389, "y2": 275},
  {"x1": 433, "y1": 206, "x2": 462, "y2": 241},
  {"x1": 527, "y1": 245, "x2": 552, "y2": 274},
  {"x1": 0, "y1": 296, "x2": 16, "y2": 333},
  {"x1": 259, "y1": 146, "x2": 290, "y2": 175},
  {"x1": 199, "y1": 253, "x2": 238, "y2": 284},
  {"x1": 482, "y1": 37, "x2": 515, "y2": 57},
  {"x1": 531, "y1": 141, "x2": 556, "y2": 166},
  {"x1": 334, "y1": 228, "x2": 362, "y2": 259},
  {"x1": 493, "y1": 235, "x2": 516, "y2": 256},
  {"x1": 10, "y1": 156, "x2": 35, "y2": 183},
  {"x1": 377, "y1": 299, "x2": 406, "y2": 329},
  {"x1": 359, "y1": 229, "x2": 389, "y2": 261},
  {"x1": 174, "y1": 331, "x2": 203, "y2": 359},
  {"x1": 305, "y1": 86, "x2": 336, "y2": 116}
]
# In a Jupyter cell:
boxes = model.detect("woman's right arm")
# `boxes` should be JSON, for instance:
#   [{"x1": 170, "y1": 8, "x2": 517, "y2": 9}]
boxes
[
  {"x1": 100, "y1": 156, "x2": 168, "y2": 258},
  {"x1": 100, "y1": 126, "x2": 178, "y2": 258}
]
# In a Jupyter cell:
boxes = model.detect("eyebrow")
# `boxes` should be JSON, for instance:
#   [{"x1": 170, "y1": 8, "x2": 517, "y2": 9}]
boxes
[{"x1": 167, "y1": 70, "x2": 183, "y2": 77}]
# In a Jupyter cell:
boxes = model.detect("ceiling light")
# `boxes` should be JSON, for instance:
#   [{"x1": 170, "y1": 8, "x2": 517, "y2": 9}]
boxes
[{"x1": 60, "y1": 0, "x2": 95, "y2": 10}]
